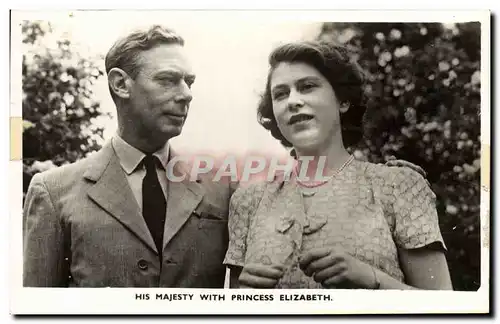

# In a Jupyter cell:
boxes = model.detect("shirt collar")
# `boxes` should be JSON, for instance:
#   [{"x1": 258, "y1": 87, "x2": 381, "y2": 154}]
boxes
[
  {"x1": 112, "y1": 135, "x2": 170, "y2": 175},
  {"x1": 153, "y1": 140, "x2": 170, "y2": 170}
]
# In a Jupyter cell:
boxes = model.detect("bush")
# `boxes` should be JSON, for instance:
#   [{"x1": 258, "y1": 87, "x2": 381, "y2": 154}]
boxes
[
  {"x1": 319, "y1": 22, "x2": 481, "y2": 290},
  {"x1": 22, "y1": 21, "x2": 110, "y2": 193}
]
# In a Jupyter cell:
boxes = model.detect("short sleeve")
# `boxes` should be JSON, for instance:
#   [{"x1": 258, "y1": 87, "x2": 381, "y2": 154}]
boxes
[
  {"x1": 391, "y1": 168, "x2": 447, "y2": 251},
  {"x1": 223, "y1": 183, "x2": 265, "y2": 267}
]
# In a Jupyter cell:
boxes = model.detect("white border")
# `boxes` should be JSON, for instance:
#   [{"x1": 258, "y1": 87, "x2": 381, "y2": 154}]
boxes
[
  {"x1": 12, "y1": 289, "x2": 490, "y2": 314},
  {"x1": 9, "y1": 9, "x2": 491, "y2": 315}
]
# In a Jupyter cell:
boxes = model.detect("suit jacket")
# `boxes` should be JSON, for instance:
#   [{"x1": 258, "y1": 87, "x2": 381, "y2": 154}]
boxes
[{"x1": 23, "y1": 141, "x2": 233, "y2": 287}]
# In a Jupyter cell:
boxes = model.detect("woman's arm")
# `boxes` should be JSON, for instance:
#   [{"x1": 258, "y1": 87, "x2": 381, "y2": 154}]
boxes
[
  {"x1": 299, "y1": 245, "x2": 452, "y2": 290},
  {"x1": 388, "y1": 168, "x2": 453, "y2": 290},
  {"x1": 398, "y1": 246, "x2": 453, "y2": 290},
  {"x1": 224, "y1": 183, "x2": 267, "y2": 288},
  {"x1": 365, "y1": 247, "x2": 452, "y2": 290}
]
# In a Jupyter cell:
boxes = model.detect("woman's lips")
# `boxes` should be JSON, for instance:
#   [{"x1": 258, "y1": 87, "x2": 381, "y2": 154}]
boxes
[{"x1": 289, "y1": 114, "x2": 314, "y2": 125}]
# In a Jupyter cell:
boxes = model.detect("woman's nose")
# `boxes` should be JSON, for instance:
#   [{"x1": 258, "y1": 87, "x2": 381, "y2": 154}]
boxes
[{"x1": 286, "y1": 90, "x2": 304, "y2": 111}]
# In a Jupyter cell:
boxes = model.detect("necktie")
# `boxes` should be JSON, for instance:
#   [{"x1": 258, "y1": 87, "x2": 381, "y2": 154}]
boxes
[{"x1": 142, "y1": 154, "x2": 166, "y2": 259}]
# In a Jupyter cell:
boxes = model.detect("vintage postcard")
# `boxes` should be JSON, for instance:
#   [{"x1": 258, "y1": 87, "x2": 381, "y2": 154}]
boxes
[{"x1": 10, "y1": 9, "x2": 490, "y2": 315}]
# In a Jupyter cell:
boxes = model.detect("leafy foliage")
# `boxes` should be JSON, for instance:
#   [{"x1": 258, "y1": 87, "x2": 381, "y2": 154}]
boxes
[
  {"x1": 22, "y1": 21, "x2": 110, "y2": 192},
  {"x1": 319, "y1": 22, "x2": 481, "y2": 290}
]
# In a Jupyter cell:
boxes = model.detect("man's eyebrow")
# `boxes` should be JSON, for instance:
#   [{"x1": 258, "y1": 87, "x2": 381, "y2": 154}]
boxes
[
  {"x1": 154, "y1": 70, "x2": 182, "y2": 78},
  {"x1": 154, "y1": 70, "x2": 196, "y2": 81}
]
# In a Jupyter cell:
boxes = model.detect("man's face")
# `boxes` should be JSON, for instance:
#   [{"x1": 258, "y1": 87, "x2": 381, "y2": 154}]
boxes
[{"x1": 128, "y1": 44, "x2": 195, "y2": 141}]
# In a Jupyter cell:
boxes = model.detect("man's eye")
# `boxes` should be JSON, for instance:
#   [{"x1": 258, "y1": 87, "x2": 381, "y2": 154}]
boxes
[{"x1": 158, "y1": 77, "x2": 176, "y2": 85}]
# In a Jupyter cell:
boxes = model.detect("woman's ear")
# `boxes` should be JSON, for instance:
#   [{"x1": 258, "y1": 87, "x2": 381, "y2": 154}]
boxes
[
  {"x1": 339, "y1": 102, "x2": 350, "y2": 114},
  {"x1": 108, "y1": 68, "x2": 132, "y2": 99}
]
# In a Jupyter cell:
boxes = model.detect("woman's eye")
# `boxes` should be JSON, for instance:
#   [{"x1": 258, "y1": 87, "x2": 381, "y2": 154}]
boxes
[
  {"x1": 300, "y1": 83, "x2": 317, "y2": 91},
  {"x1": 273, "y1": 91, "x2": 287, "y2": 100}
]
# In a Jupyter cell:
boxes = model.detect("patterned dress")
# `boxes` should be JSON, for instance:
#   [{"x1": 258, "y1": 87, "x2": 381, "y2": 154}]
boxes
[{"x1": 223, "y1": 159, "x2": 446, "y2": 288}]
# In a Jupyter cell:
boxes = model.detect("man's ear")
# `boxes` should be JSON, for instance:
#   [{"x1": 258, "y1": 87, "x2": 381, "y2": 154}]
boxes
[{"x1": 108, "y1": 68, "x2": 132, "y2": 99}]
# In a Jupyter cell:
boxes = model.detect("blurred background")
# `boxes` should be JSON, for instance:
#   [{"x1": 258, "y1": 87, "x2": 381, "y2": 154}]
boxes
[{"x1": 20, "y1": 18, "x2": 481, "y2": 291}]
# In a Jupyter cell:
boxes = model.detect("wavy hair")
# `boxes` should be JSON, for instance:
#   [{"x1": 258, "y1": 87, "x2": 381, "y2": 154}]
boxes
[{"x1": 257, "y1": 40, "x2": 367, "y2": 152}]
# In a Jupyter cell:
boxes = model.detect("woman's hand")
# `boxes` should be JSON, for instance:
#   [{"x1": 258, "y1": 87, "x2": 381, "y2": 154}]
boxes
[
  {"x1": 299, "y1": 247, "x2": 377, "y2": 289},
  {"x1": 238, "y1": 263, "x2": 285, "y2": 288}
]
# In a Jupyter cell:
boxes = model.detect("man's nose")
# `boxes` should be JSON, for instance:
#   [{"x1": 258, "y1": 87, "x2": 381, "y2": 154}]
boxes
[{"x1": 175, "y1": 80, "x2": 193, "y2": 104}]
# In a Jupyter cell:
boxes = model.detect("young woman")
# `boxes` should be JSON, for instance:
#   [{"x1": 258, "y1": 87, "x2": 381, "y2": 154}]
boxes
[{"x1": 224, "y1": 41, "x2": 453, "y2": 290}]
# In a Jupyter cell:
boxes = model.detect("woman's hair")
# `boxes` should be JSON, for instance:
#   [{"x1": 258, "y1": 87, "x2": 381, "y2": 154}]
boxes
[{"x1": 257, "y1": 40, "x2": 367, "y2": 150}]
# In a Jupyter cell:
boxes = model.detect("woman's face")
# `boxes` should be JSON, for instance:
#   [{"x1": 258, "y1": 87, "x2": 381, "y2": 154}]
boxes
[{"x1": 270, "y1": 61, "x2": 347, "y2": 153}]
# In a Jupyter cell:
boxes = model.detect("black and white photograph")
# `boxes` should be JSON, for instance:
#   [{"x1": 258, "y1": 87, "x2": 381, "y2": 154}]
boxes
[{"x1": 10, "y1": 9, "x2": 490, "y2": 315}]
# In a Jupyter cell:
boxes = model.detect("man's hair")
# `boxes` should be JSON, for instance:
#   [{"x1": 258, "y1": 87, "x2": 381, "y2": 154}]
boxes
[
  {"x1": 105, "y1": 25, "x2": 184, "y2": 79},
  {"x1": 257, "y1": 40, "x2": 367, "y2": 151}
]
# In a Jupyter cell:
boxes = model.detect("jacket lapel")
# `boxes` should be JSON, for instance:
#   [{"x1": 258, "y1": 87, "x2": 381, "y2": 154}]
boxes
[
  {"x1": 84, "y1": 142, "x2": 158, "y2": 254},
  {"x1": 162, "y1": 158, "x2": 204, "y2": 250}
]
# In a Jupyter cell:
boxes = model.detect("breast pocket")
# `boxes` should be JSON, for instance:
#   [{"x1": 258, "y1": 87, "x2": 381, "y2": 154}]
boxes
[
  {"x1": 191, "y1": 210, "x2": 229, "y2": 275},
  {"x1": 193, "y1": 202, "x2": 228, "y2": 228},
  {"x1": 194, "y1": 211, "x2": 228, "y2": 244}
]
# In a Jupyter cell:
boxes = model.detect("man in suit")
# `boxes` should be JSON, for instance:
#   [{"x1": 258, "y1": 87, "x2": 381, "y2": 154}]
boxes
[{"x1": 23, "y1": 25, "x2": 231, "y2": 287}]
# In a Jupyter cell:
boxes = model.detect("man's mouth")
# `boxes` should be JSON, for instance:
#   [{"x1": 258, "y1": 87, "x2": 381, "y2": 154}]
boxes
[
  {"x1": 289, "y1": 114, "x2": 314, "y2": 125},
  {"x1": 164, "y1": 113, "x2": 187, "y2": 124},
  {"x1": 166, "y1": 113, "x2": 187, "y2": 119}
]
